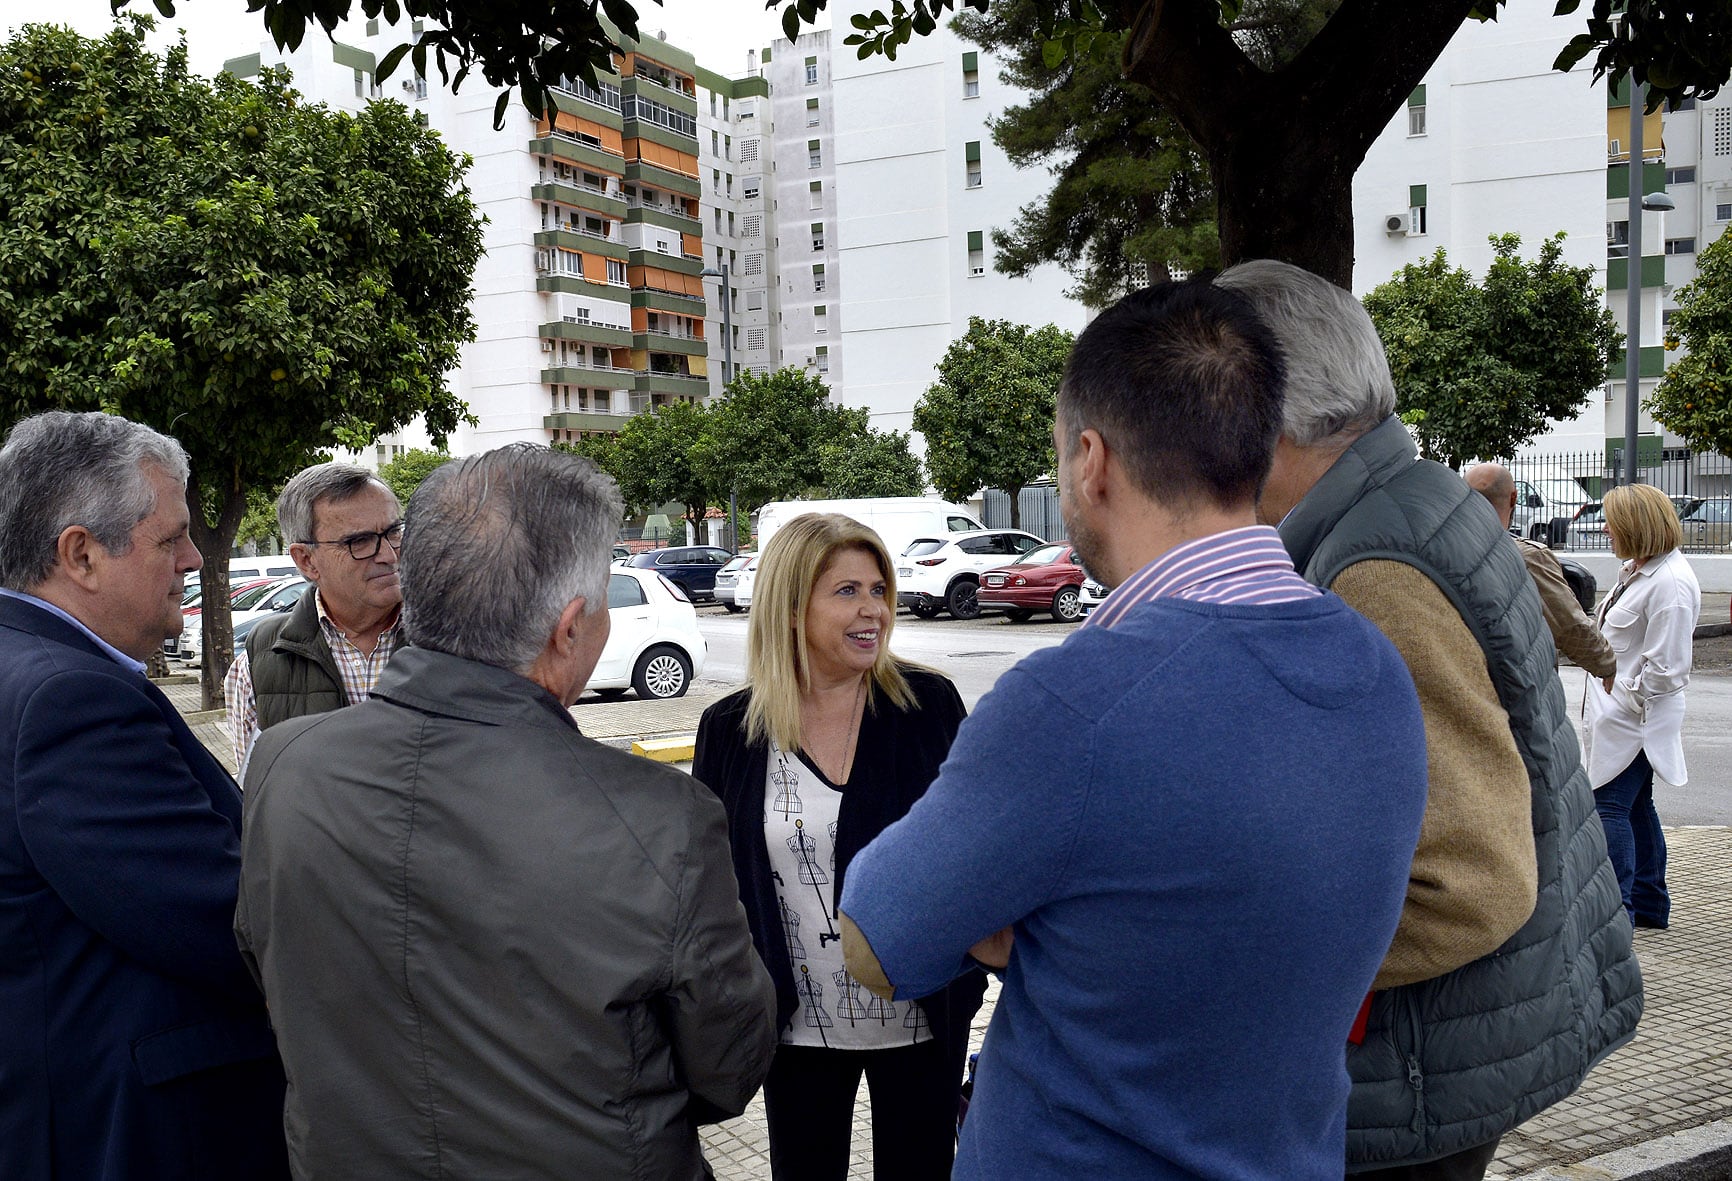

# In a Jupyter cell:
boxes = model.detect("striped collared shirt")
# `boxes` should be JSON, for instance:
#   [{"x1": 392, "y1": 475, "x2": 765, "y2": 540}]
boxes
[{"x1": 1086, "y1": 525, "x2": 1320, "y2": 630}]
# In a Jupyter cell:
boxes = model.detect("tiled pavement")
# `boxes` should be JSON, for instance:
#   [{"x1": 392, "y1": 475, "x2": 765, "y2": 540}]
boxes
[{"x1": 168, "y1": 674, "x2": 1732, "y2": 1178}]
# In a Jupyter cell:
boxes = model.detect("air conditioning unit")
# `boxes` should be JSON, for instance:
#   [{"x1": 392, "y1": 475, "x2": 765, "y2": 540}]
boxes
[
  {"x1": 971, "y1": 266, "x2": 985, "y2": 276},
  {"x1": 540, "y1": 340, "x2": 555, "y2": 352},
  {"x1": 534, "y1": 251, "x2": 551, "y2": 273},
  {"x1": 401, "y1": 79, "x2": 416, "y2": 93},
  {"x1": 1383, "y1": 213, "x2": 1409, "y2": 236}
]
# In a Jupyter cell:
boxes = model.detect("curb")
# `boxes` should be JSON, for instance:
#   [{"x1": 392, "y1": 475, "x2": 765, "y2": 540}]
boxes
[
  {"x1": 631, "y1": 736, "x2": 697, "y2": 763},
  {"x1": 1695, "y1": 622, "x2": 1732, "y2": 639},
  {"x1": 1505, "y1": 1118, "x2": 1732, "y2": 1179}
]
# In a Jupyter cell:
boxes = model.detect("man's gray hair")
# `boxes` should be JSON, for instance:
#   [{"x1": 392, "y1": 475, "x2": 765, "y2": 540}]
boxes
[
  {"x1": 400, "y1": 443, "x2": 622, "y2": 672},
  {"x1": 278, "y1": 462, "x2": 398, "y2": 545},
  {"x1": 1216, "y1": 259, "x2": 1397, "y2": 447},
  {"x1": 0, "y1": 411, "x2": 190, "y2": 591}
]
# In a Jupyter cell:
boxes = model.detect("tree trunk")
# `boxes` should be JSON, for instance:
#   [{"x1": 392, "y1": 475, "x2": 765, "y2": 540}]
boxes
[
  {"x1": 187, "y1": 477, "x2": 248, "y2": 711},
  {"x1": 1005, "y1": 487, "x2": 1022, "y2": 531},
  {"x1": 1120, "y1": 0, "x2": 1477, "y2": 288}
]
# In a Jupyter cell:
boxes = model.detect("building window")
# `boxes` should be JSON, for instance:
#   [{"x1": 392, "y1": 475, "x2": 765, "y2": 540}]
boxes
[
  {"x1": 811, "y1": 222, "x2": 825, "y2": 251},
  {"x1": 413, "y1": 72, "x2": 427, "y2": 101},
  {"x1": 962, "y1": 51, "x2": 980, "y2": 99},
  {"x1": 1717, "y1": 202, "x2": 1732, "y2": 222},
  {"x1": 967, "y1": 229, "x2": 985, "y2": 276},
  {"x1": 1608, "y1": 219, "x2": 1630, "y2": 258},
  {"x1": 725, "y1": 134, "x2": 732, "y2": 159},
  {"x1": 712, "y1": 167, "x2": 721, "y2": 194},
  {"x1": 743, "y1": 214, "x2": 761, "y2": 238},
  {"x1": 747, "y1": 326, "x2": 767, "y2": 349},
  {"x1": 1408, "y1": 184, "x2": 1427, "y2": 236},
  {"x1": 808, "y1": 139, "x2": 822, "y2": 169},
  {"x1": 743, "y1": 177, "x2": 761, "y2": 199},
  {"x1": 807, "y1": 98, "x2": 820, "y2": 126},
  {"x1": 1716, "y1": 109, "x2": 1732, "y2": 157},
  {"x1": 815, "y1": 345, "x2": 829, "y2": 373},
  {"x1": 743, "y1": 251, "x2": 764, "y2": 275},
  {"x1": 1665, "y1": 237, "x2": 1697, "y2": 255},
  {"x1": 747, "y1": 290, "x2": 765, "y2": 311},
  {"x1": 711, "y1": 130, "x2": 720, "y2": 155},
  {"x1": 607, "y1": 259, "x2": 627, "y2": 284},
  {"x1": 1666, "y1": 166, "x2": 1697, "y2": 185},
  {"x1": 805, "y1": 56, "x2": 819, "y2": 85},
  {"x1": 1407, "y1": 85, "x2": 1426, "y2": 136},
  {"x1": 353, "y1": 68, "x2": 365, "y2": 98},
  {"x1": 809, "y1": 180, "x2": 823, "y2": 209},
  {"x1": 741, "y1": 138, "x2": 759, "y2": 163},
  {"x1": 965, "y1": 140, "x2": 982, "y2": 188},
  {"x1": 715, "y1": 208, "x2": 724, "y2": 233},
  {"x1": 814, "y1": 305, "x2": 828, "y2": 333},
  {"x1": 812, "y1": 264, "x2": 826, "y2": 292},
  {"x1": 1663, "y1": 308, "x2": 1678, "y2": 329}
]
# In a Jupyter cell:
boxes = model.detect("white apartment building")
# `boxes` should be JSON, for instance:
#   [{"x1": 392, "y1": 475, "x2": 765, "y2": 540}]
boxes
[{"x1": 1350, "y1": 2, "x2": 1611, "y2": 453}]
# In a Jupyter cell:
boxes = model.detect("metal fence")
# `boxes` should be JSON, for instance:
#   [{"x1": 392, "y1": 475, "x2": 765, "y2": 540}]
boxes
[
  {"x1": 981, "y1": 484, "x2": 1067, "y2": 540},
  {"x1": 1508, "y1": 447, "x2": 1730, "y2": 553}
]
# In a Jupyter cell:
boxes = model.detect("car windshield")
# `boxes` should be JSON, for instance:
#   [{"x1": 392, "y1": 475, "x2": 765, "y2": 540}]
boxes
[
  {"x1": 1016, "y1": 544, "x2": 1069, "y2": 566},
  {"x1": 903, "y1": 539, "x2": 945, "y2": 558},
  {"x1": 232, "y1": 581, "x2": 284, "y2": 609},
  {"x1": 1684, "y1": 499, "x2": 1730, "y2": 522},
  {"x1": 722, "y1": 556, "x2": 751, "y2": 573},
  {"x1": 1535, "y1": 480, "x2": 1590, "y2": 506}
]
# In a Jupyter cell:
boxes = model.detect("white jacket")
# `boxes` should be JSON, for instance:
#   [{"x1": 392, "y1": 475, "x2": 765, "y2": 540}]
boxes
[{"x1": 1584, "y1": 548, "x2": 1701, "y2": 787}]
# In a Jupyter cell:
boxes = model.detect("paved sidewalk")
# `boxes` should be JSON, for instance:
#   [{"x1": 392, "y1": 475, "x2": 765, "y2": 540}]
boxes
[{"x1": 169, "y1": 675, "x2": 1732, "y2": 1177}]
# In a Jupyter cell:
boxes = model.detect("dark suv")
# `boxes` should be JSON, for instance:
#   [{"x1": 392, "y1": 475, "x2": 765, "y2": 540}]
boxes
[{"x1": 625, "y1": 546, "x2": 733, "y2": 602}]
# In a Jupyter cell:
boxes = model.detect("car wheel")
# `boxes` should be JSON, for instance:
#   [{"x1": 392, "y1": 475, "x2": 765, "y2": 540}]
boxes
[
  {"x1": 723, "y1": 603, "x2": 744, "y2": 614},
  {"x1": 633, "y1": 645, "x2": 692, "y2": 700},
  {"x1": 1004, "y1": 608, "x2": 1034, "y2": 622},
  {"x1": 593, "y1": 687, "x2": 629, "y2": 701},
  {"x1": 946, "y1": 580, "x2": 981, "y2": 620},
  {"x1": 908, "y1": 602, "x2": 942, "y2": 619},
  {"x1": 1052, "y1": 586, "x2": 1084, "y2": 623},
  {"x1": 1529, "y1": 522, "x2": 1548, "y2": 541}
]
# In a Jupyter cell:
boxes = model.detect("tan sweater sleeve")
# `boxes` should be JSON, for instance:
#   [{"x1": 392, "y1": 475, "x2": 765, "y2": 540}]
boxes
[
  {"x1": 1518, "y1": 541, "x2": 1618, "y2": 679},
  {"x1": 1332, "y1": 560, "x2": 1538, "y2": 989}
]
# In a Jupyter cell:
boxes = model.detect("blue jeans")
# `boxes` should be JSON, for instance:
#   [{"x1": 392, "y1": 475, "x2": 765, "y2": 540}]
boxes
[{"x1": 1593, "y1": 750, "x2": 1670, "y2": 927}]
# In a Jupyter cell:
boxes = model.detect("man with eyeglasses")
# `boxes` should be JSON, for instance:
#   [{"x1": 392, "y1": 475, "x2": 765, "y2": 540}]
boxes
[{"x1": 224, "y1": 463, "x2": 405, "y2": 767}]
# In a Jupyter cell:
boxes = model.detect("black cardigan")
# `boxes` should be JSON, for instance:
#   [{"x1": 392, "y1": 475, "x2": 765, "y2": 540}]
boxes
[{"x1": 692, "y1": 666, "x2": 987, "y2": 1067}]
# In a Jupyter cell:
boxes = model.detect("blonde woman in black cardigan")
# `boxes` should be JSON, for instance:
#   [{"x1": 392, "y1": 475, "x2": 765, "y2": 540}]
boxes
[{"x1": 693, "y1": 513, "x2": 986, "y2": 1181}]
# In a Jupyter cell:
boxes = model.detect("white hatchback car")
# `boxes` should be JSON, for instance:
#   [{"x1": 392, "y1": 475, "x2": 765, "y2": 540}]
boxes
[
  {"x1": 896, "y1": 529, "x2": 1046, "y2": 620},
  {"x1": 587, "y1": 566, "x2": 708, "y2": 700},
  {"x1": 732, "y1": 554, "x2": 762, "y2": 611}
]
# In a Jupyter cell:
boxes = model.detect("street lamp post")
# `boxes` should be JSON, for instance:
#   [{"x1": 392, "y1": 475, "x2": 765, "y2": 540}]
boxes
[
  {"x1": 1622, "y1": 81, "x2": 1678, "y2": 486},
  {"x1": 701, "y1": 263, "x2": 738, "y2": 551}
]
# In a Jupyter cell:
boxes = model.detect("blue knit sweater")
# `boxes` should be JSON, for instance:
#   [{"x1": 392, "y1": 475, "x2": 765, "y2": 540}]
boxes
[{"x1": 842, "y1": 594, "x2": 1427, "y2": 1179}]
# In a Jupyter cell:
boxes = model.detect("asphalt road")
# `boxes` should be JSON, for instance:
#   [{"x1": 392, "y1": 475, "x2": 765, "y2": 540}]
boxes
[{"x1": 690, "y1": 603, "x2": 1732, "y2": 826}]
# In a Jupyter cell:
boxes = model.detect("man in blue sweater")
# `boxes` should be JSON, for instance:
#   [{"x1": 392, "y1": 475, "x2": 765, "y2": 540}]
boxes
[{"x1": 840, "y1": 278, "x2": 1430, "y2": 1179}]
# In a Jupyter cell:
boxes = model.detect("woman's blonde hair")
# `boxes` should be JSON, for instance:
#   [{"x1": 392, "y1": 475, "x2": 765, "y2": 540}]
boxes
[
  {"x1": 744, "y1": 513, "x2": 916, "y2": 751},
  {"x1": 1604, "y1": 483, "x2": 1683, "y2": 563}
]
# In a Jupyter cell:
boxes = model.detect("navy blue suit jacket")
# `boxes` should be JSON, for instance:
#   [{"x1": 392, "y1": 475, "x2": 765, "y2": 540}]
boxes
[{"x1": 0, "y1": 595, "x2": 288, "y2": 1180}]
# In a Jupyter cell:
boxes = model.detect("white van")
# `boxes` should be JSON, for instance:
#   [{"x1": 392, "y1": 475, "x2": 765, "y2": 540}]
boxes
[
  {"x1": 226, "y1": 555, "x2": 299, "y2": 582},
  {"x1": 755, "y1": 497, "x2": 985, "y2": 562}
]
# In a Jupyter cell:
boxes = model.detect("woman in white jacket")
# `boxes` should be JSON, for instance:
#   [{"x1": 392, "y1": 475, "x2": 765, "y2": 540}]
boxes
[{"x1": 1586, "y1": 482, "x2": 1702, "y2": 930}]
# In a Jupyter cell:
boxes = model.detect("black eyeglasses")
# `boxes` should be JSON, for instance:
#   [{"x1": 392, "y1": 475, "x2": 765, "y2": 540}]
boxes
[{"x1": 301, "y1": 521, "x2": 405, "y2": 560}]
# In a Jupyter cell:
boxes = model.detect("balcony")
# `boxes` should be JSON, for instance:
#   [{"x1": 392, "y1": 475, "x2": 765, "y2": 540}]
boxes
[
  {"x1": 628, "y1": 247, "x2": 704, "y2": 276},
  {"x1": 540, "y1": 320, "x2": 634, "y2": 349},
  {"x1": 542, "y1": 365, "x2": 634, "y2": 386},
  {"x1": 531, "y1": 181, "x2": 627, "y2": 221},
  {"x1": 636, "y1": 370, "x2": 710, "y2": 397},
  {"x1": 625, "y1": 158, "x2": 701, "y2": 199},
  {"x1": 630, "y1": 287, "x2": 706, "y2": 315},
  {"x1": 636, "y1": 330, "x2": 707, "y2": 356},
  {"x1": 536, "y1": 273, "x2": 629, "y2": 301},
  {"x1": 535, "y1": 228, "x2": 628, "y2": 261},
  {"x1": 544, "y1": 409, "x2": 631, "y2": 434},
  {"x1": 625, "y1": 202, "x2": 703, "y2": 235},
  {"x1": 530, "y1": 133, "x2": 627, "y2": 179}
]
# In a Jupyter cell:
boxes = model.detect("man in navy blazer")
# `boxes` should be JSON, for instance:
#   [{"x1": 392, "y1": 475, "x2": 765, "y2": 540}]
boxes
[{"x1": 0, "y1": 411, "x2": 288, "y2": 1180}]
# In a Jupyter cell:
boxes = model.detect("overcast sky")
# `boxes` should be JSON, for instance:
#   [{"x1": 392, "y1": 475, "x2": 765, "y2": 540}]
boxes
[{"x1": 4, "y1": 0, "x2": 806, "y2": 84}]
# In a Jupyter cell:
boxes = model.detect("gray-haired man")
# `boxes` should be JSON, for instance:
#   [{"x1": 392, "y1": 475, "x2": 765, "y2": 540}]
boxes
[
  {"x1": 235, "y1": 443, "x2": 776, "y2": 1179},
  {"x1": 1216, "y1": 261, "x2": 1640, "y2": 1179},
  {"x1": 224, "y1": 462, "x2": 404, "y2": 765}
]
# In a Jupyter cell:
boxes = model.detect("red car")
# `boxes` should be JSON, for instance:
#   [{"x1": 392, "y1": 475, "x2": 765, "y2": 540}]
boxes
[{"x1": 978, "y1": 542, "x2": 1087, "y2": 623}]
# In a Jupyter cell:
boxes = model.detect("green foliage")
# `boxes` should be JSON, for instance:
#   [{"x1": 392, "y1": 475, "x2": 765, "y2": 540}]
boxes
[
  {"x1": 913, "y1": 318, "x2": 1072, "y2": 528},
  {"x1": 378, "y1": 448, "x2": 453, "y2": 504},
  {"x1": 610, "y1": 400, "x2": 719, "y2": 532},
  {"x1": 1650, "y1": 230, "x2": 1732, "y2": 458},
  {"x1": 235, "y1": 487, "x2": 283, "y2": 550},
  {"x1": 0, "y1": 19, "x2": 483, "y2": 700},
  {"x1": 818, "y1": 410, "x2": 925, "y2": 497},
  {"x1": 954, "y1": 0, "x2": 1216, "y2": 308},
  {"x1": 1363, "y1": 233, "x2": 1620, "y2": 469},
  {"x1": 696, "y1": 368, "x2": 856, "y2": 511}
]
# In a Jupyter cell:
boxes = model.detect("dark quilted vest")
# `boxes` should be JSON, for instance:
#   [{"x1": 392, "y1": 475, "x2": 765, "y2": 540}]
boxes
[
  {"x1": 1281, "y1": 418, "x2": 1642, "y2": 1169},
  {"x1": 246, "y1": 588, "x2": 346, "y2": 735}
]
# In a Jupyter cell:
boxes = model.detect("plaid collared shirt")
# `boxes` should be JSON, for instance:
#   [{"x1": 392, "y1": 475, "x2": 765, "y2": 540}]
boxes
[
  {"x1": 1085, "y1": 525, "x2": 1320, "y2": 631},
  {"x1": 224, "y1": 592, "x2": 401, "y2": 770}
]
